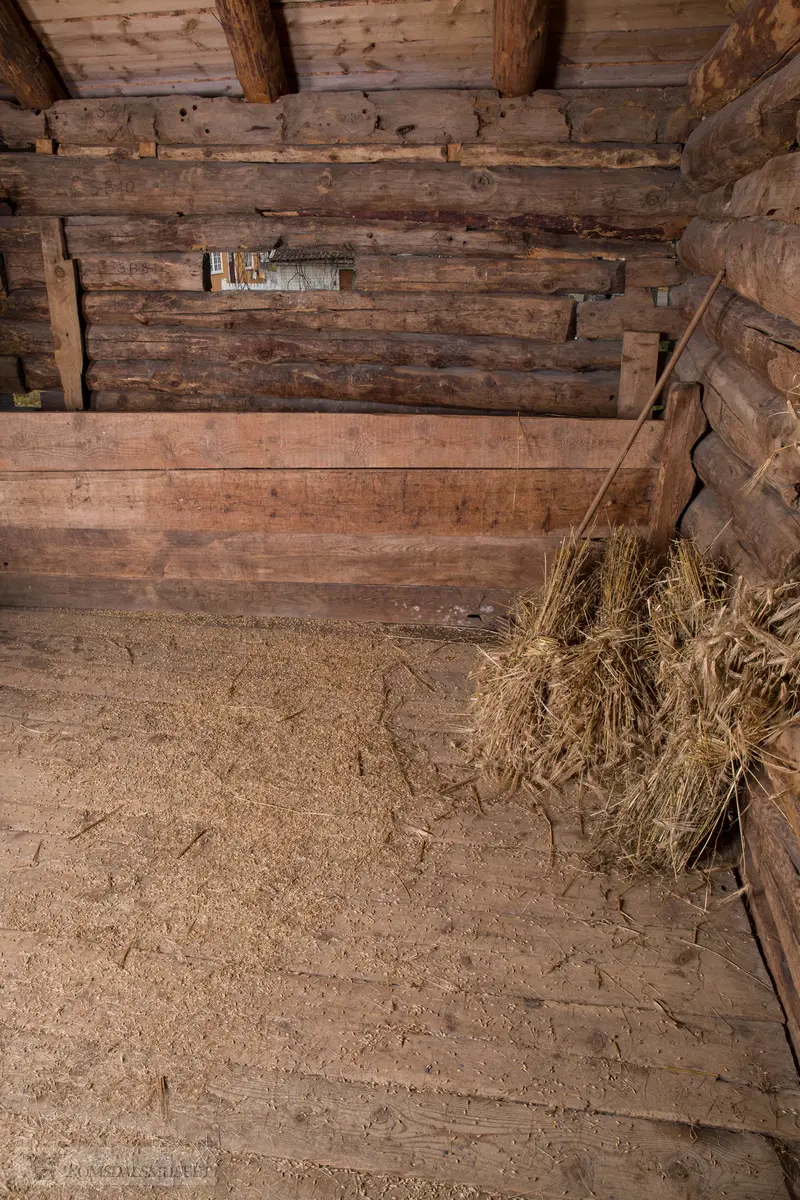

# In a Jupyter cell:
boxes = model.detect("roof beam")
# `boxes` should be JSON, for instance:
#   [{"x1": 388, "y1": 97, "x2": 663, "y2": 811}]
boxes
[
  {"x1": 215, "y1": 0, "x2": 288, "y2": 103},
  {"x1": 493, "y1": 0, "x2": 548, "y2": 95},
  {"x1": 0, "y1": 0, "x2": 67, "y2": 109}
]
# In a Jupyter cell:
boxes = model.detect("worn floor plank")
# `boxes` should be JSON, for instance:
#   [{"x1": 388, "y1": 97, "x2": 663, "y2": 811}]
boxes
[{"x1": 0, "y1": 607, "x2": 794, "y2": 1198}]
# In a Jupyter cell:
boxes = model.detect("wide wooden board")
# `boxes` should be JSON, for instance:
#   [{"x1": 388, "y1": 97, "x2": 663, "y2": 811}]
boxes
[
  {"x1": 0, "y1": 412, "x2": 664, "y2": 472},
  {"x1": 0, "y1": 467, "x2": 654, "y2": 534}
]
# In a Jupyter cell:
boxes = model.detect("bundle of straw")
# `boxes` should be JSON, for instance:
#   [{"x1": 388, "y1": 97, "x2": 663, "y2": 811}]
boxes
[
  {"x1": 545, "y1": 528, "x2": 655, "y2": 785},
  {"x1": 472, "y1": 534, "x2": 800, "y2": 876},
  {"x1": 602, "y1": 547, "x2": 800, "y2": 874},
  {"x1": 471, "y1": 535, "x2": 597, "y2": 789}
]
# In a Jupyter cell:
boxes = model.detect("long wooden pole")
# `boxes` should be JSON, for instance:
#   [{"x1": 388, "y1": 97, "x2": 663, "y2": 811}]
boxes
[{"x1": 577, "y1": 269, "x2": 726, "y2": 538}]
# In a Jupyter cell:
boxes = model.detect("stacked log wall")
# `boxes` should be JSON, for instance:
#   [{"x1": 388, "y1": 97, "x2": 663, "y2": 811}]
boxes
[
  {"x1": 674, "y1": 40, "x2": 800, "y2": 1049},
  {"x1": 1, "y1": 87, "x2": 692, "y2": 416}
]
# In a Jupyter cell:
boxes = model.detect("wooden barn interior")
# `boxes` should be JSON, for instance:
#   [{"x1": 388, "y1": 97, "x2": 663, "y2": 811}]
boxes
[{"x1": 3, "y1": 0, "x2": 800, "y2": 1195}]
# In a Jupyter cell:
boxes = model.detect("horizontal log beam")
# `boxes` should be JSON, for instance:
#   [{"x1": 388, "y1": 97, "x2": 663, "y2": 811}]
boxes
[
  {"x1": 692, "y1": 431, "x2": 800, "y2": 576},
  {"x1": 681, "y1": 53, "x2": 800, "y2": 193},
  {"x1": 83, "y1": 327, "x2": 620, "y2": 373},
  {"x1": 0, "y1": 157, "x2": 694, "y2": 237},
  {"x1": 672, "y1": 275, "x2": 800, "y2": 395},
  {"x1": 679, "y1": 217, "x2": 800, "y2": 326},
  {"x1": 81, "y1": 290, "x2": 575, "y2": 341},
  {"x1": 0, "y1": 89, "x2": 696, "y2": 151},
  {"x1": 0, "y1": 412, "x2": 663, "y2": 472},
  {"x1": 690, "y1": 0, "x2": 800, "y2": 115},
  {"x1": 82, "y1": 360, "x2": 620, "y2": 416},
  {"x1": 355, "y1": 255, "x2": 624, "y2": 295},
  {"x1": 697, "y1": 152, "x2": 800, "y2": 223},
  {"x1": 12, "y1": 250, "x2": 629, "y2": 296}
]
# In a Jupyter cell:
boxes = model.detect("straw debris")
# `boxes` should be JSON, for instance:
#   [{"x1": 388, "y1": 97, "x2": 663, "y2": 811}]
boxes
[{"x1": 472, "y1": 535, "x2": 800, "y2": 875}]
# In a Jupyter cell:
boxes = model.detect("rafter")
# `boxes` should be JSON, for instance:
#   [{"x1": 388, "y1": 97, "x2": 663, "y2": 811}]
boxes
[
  {"x1": 0, "y1": 0, "x2": 67, "y2": 109},
  {"x1": 215, "y1": 0, "x2": 288, "y2": 103},
  {"x1": 493, "y1": 0, "x2": 548, "y2": 96}
]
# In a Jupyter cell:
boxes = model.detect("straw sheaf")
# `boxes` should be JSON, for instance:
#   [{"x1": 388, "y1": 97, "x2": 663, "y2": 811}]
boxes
[{"x1": 472, "y1": 535, "x2": 800, "y2": 876}]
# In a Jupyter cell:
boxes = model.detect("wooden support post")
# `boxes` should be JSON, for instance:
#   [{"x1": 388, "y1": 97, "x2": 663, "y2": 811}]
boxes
[
  {"x1": 0, "y1": 0, "x2": 67, "y2": 109},
  {"x1": 493, "y1": 0, "x2": 548, "y2": 96},
  {"x1": 215, "y1": 0, "x2": 288, "y2": 103},
  {"x1": 40, "y1": 218, "x2": 85, "y2": 412},
  {"x1": 648, "y1": 382, "x2": 707, "y2": 555},
  {"x1": 617, "y1": 331, "x2": 660, "y2": 418}
]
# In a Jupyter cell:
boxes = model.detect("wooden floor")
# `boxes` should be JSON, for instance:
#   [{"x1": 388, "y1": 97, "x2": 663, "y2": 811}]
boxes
[{"x1": 1, "y1": 606, "x2": 798, "y2": 1199}]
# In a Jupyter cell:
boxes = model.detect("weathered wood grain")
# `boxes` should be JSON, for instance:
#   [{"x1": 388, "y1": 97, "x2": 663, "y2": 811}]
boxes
[
  {"x1": 33, "y1": 251, "x2": 625, "y2": 296},
  {"x1": 51, "y1": 215, "x2": 682, "y2": 260},
  {"x1": 0, "y1": 574, "x2": 514, "y2": 627},
  {"x1": 493, "y1": 0, "x2": 547, "y2": 96},
  {"x1": 680, "y1": 486, "x2": 766, "y2": 580},
  {"x1": 672, "y1": 275, "x2": 800, "y2": 396},
  {"x1": 83, "y1": 360, "x2": 619, "y2": 415},
  {"x1": 159, "y1": 144, "x2": 449, "y2": 164},
  {"x1": 0, "y1": 528, "x2": 566, "y2": 589},
  {"x1": 81, "y1": 290, "x2": 575, "y2": 341},
  {"x1": 617, "y1": 330, "x2": 660, "y2": 417},
  {"x1": 355, "y1": 254, "x2": 624, "y2": 294},
  {"x1": 0, "y1": 319, "x2": 52, "y2": 355},
  {"x1": 0, "y1": 157, "x2": 695, "y2": 237},
  {"x1": 577, "y1": 288, "x2": 685, "y2": 338},
  {"x1": 0, "y1": 412, "x2": 664, "y2": 472},
  {"x1": 679, "y1": 217, "x2": 800, "y2": 327},
  {"x1": 120, "y1": 1070, "x2": 791, "y2": 1198},
  {"x1": 40, "y1": 218, "x2": 83, "y2": 411},
  {"x1": 648, "y1": 382, "x2": 707, "y2": 554},
  {"x1": 0, "y1": 0, "x2": 67, "y2": 109},
  {"x1": 697, "y1": 150, "x2": 800, "y2": 222},
  {"x1": 454, "y1": 143, "x2": 681, "y2": 168},
  {"x1": 215, "y1": 0, "x2": 287, "y2": 104},
  {"x1": 84, "y1": 327, "x2": 619, "y2": 373},
  {"x1": 0, "y1": 467, "x2": 653, "y2": 535},
  {"x1": 675, "y1": 331, "x2": 800, "y2": 507},
  {"x1": 690, "y1": 0, "x2": 800, "y2": 114},
  {"x1": 682, "y1": 53, "x2": 800, "y2": 192},
  {"x1": 0, "y1": 89, "x2": 696, "y2": 150},
  {"x1": 693, "y1": 431, "x2": 800, "y2": 576}
]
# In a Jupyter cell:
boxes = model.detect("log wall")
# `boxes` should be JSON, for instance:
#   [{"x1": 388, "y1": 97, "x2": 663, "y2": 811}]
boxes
[
  {"x1": 672, "y1": 44, "x2": 800, "y2": 1051},
  {"x1": 0, "y1": 87, "x2": 691, "y2": 626}
]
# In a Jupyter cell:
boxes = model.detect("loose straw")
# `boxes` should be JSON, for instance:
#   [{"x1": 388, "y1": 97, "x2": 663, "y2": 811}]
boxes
[{"x1": 577, "y1": 269, "x2": 726, "y2": 538}]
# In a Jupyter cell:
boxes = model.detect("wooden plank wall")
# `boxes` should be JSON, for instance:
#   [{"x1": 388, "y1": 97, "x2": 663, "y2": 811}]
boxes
[
  {"x1": 0, "y1": 0, "x2": 731, "y2": 99},
  {"x1": 0, "y1": 411, "x2": 665, "y2": 624}
]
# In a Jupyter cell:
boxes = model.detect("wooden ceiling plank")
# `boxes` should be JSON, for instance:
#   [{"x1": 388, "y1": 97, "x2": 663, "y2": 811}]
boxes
[{"x1": 0, "y1": 0, "x2": 67, "y2": 109}]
